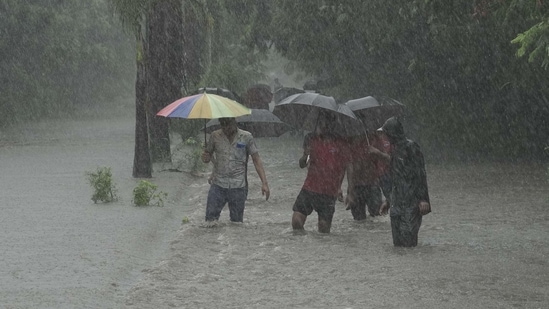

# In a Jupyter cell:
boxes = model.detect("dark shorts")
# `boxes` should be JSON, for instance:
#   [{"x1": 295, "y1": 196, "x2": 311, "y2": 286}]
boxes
[
  {"x1": 292, "y1": 189, "x2": 336, "y2": 222},
  {"x1": 206, "y1": 184, "x2": 248, "y2": 222}
]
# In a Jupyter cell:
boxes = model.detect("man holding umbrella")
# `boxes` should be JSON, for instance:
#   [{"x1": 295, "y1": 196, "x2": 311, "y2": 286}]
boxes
[{"x1": 201, "y1": 117, "x2": 270, "y2": 224}]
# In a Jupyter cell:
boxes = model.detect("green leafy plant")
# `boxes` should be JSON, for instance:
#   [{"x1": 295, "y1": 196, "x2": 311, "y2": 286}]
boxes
[
  {"x1": 86, "y1": 167, "x2": 118, "y2": 203},
  {"x1": 132, "y1": 180, "x2": 167, "y2": 207}
]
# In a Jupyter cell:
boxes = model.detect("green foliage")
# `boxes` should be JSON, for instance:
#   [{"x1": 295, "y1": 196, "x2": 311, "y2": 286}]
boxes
[
  {"x1": 512, "y1": 21, "x2": 549, "y2": 69},
  {"x1": 169, "y1": 119, "x2": 205, "y2": 143},
  {"x1": 86, "y1": 167, "x2": 118, "y2": 203},
  {"x1": 132, "y1": 180, "x2": 167, "y2": 207},
  {"x1": 181, "y1": 137, "x2": 207, "y2": 174},
  {"x1": 267, "y1": 0, "x2": 549, "y2": 160},
  {"x1": 191, "y1": 0, "x2": 270, "y2": 96},
  {"x1": 0, "y1": 0, "x2": 135, "y2": 127}
]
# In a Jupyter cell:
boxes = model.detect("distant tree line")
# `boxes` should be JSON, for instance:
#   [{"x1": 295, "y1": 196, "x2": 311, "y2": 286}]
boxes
[
  {"x1": 110, "y1": 0, "x2": 549, "y2": 167},
  {"x1": 266, "y1": 0, "x2": 549, "y2": 161},
  {"x1": 0, "y1": 0, "x2": 135, "y2": 126},
  {"x1": 3, "y1": 1, "x2": 548, "y2": 179}
]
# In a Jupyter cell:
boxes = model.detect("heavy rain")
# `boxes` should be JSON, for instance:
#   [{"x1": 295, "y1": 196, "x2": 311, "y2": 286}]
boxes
[{"x1": 1, "y1": 1, "x2": 548, "y2": 308}]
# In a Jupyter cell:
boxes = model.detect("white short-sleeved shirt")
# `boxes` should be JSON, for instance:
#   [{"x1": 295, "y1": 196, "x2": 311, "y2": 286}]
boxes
[{"x1": 206, "y1": 128, "x2": 258, "y2": 188}]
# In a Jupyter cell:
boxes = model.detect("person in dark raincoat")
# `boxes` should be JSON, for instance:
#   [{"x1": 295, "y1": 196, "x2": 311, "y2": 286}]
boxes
[{"x1": 370, "y1": 117, "x2": 430, "y2": 247}]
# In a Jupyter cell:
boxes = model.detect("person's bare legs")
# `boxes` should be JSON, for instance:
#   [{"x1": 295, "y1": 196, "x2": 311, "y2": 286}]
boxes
[
  {"x1": 292, "y1": 211, "x2": 307, "y2": 230},
  {"x1": 318, "y1": 218, "x2": 332, "y2": 233}
]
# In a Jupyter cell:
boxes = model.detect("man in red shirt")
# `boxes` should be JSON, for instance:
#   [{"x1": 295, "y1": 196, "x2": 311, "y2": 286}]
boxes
[
  {"x1": 292, "y1": 112, "x2": 353, "y2": 233},
  {"x1": 345, "y1": 132, "x2": 384, "y2": 220}
]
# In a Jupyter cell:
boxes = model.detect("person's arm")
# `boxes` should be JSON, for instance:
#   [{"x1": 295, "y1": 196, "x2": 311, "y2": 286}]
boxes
[
  {"x1": 251, "y1": 152, "x2": 270, "y2": 201},
  {"x1": 299, "y1": 134, "x2": 312, "y2": 168},
  {"x1": 299, "y1": 152, "x2": 309, "y2": 168},
  {"x1": 368, "y1": 145, "x2": 390, "y2": 163},
  {"x1": 412, "y1": 144, "x2": 430, "y2": 215}
]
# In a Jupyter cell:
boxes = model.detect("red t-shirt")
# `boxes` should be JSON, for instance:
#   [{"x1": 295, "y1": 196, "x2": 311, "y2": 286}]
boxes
[
  {"x1": 375, "y1": 134, "x2": 392, "y2": 177},
  {"x1": 302, "y1": 135, "x2": 351, "y2": 197}
]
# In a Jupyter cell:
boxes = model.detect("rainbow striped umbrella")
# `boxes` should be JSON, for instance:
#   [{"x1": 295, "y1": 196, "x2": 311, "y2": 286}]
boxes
[
  {"x1": 157, "y1": 93, "x2": 251, "y2": 119},
  {"x1": 156, "y1": 93, "x2": 251, "y2": 143}
]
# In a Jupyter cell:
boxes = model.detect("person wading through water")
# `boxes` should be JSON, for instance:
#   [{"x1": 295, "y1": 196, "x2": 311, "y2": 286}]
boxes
[{"x1": 369, "y1": 116, "x2": 431, "y2": 247}]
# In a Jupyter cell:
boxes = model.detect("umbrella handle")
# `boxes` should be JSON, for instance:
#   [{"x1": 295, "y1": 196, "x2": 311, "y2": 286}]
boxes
[{"x1": 204, "y1": 119, "x2": 207, "y2": 147}]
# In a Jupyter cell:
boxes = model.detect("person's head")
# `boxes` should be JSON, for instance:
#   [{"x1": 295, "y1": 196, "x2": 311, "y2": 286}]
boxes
[
  {"x1": 379, "y1": 116, "x2": 405, "y2": 142},
  {"x1": 316, "y1": 111, "x2": 336, "y2": 135},
  {"x1": 219, "y1": 117, "x2": 237, "y2": 137}
]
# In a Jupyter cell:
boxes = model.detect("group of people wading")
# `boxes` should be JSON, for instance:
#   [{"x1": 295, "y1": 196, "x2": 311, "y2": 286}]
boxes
[{"x1": 201, "y1": 112, "x2": 431, "y2": 247}]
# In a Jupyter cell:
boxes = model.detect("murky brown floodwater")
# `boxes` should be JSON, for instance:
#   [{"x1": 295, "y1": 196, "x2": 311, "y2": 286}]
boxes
[
  {"x1": 1, "y1": 117, "x2": 548, "y2": 308},
  {"x1": 126, "y1": 137, "x2": 549, "y2": 309}
]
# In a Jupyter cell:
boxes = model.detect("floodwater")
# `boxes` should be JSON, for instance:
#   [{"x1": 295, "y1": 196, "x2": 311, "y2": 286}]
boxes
[{"x1": 1, "y1": 117, "x2": 548, "y2": 308}]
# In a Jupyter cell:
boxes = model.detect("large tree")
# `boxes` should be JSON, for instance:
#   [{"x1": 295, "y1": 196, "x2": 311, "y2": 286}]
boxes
[{"x1": 146, "y1": 0, "x2": 185, "y2": 163}]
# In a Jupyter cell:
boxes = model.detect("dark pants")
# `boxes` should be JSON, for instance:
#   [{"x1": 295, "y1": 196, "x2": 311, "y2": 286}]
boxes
[
  {"x1": 349, "y1": 185, "x2": 382, "y2": 220},
  {"x1": 390, "y1": 209, "x2": 422, "y2": 247},
  {"x1": 205, "y1": 184, "x2": 248, "y2": 222}
]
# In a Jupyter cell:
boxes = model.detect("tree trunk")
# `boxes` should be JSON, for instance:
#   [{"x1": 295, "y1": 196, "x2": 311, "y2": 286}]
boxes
[
  {"x1": 133, "y1": 31, "x2": 152, "y2": 178},
  {"x1": 146, "y1": 0, "x2": 185, "y2": 163},
  {"x1": 181, "y1": 0, "x2": 205, "y2": 92}
]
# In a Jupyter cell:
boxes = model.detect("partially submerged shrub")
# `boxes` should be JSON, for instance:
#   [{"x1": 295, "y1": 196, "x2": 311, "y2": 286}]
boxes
[
  {"x1": 132, "y1": 180, "x2": 167, "y2": 207},
  {"x1": 86, "y1": 167, "x2": 118, "y2": 203}
]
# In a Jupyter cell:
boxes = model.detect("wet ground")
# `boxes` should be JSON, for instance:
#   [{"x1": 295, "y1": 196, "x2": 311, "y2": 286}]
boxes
[{"x1": 1, "y1": 117, "x2": 548, "y2": 308}]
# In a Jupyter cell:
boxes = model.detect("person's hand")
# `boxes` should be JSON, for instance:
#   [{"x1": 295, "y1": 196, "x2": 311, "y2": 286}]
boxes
[
  {"x1": 345, "y1": 190, "x2": 355, "y2": 210},
  {"x1": 367, "y1": 145, "x2": 381, "y2": 155},
  {"x1": 344, "y1": 194, "x2": 352, "y2": 210},
  {"x1": 201, "y1": 151, "x2": 211, "y2": 163},
  {"x1": 298, "y1": 155, "x2": 309, "y2": 168},
  {"x1": 337, "y1": 189, "x2": 344, "y2": 202},
  {"x1": 418, "y1": 201, "x2": 431, "y2": 215},
  {"x1": 262, "y1": 183, "x2": 270, "y2": 201},
  {"x1": 379, "y1": 200, "x2": 389, "y2": 215}
]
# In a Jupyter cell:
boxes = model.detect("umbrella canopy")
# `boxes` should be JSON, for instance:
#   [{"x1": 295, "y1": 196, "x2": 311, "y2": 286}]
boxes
[
  {"x1": 156, "y1": 93, "x2": 251, "y2": 144},
  {"x1": 273, "y1": 92, "x2": 360, "y2": 136},
  {"x1": 345, "y1": 96, "x2": 405, "y2": 132},
  {"x1": 204, "y1": 109, "x2": 292, "y2": 138},
  {"x1": 156, "y1": 93, "x2": 251, "y2": 119},
  {"x1": 196, "y1": 87, "x2": 239, "y2": 101},
  {"x1": 273, "y1": 87, "x2": 305, "y2": 104},
  {"x1": 242, "y1": 84, "x2": 273, "y2": 110}
]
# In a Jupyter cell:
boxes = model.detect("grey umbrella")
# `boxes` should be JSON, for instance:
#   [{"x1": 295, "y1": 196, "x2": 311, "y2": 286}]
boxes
[
  {"x1": 272, "y1": 92, "x2": 360, "y2": 136},
  {"x1": 204, "y1": 109, "x2": 292, "y2": 138},
  {"x1": 345, "y1": 96, "x2": 405, "y2": 132}
]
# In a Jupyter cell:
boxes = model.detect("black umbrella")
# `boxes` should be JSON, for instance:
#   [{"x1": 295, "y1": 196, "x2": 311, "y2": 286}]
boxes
[
  {"x1": 196, "y1": 87, "x2": 240, "y2": 101},
  {"x1": 345, "y1": 96, "x2": 405, "y2": 132},
  {"x1": 242, "y1": 84, "x2": 273, "y2": 110},
  {"x1": 272, "y1": 92, "x2": 360, "y2": 136},
  {"x1": 204, "y1": 109, "x2": 292, "y2": 138},
  {"x1": 273, "y1": 87, "x2": 305, "y2": 104}
]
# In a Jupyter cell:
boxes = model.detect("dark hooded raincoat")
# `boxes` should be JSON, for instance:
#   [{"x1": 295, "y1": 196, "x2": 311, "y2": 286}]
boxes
[{"x1": 382, "y1": 117, "x2": 430, "y2": 247}]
